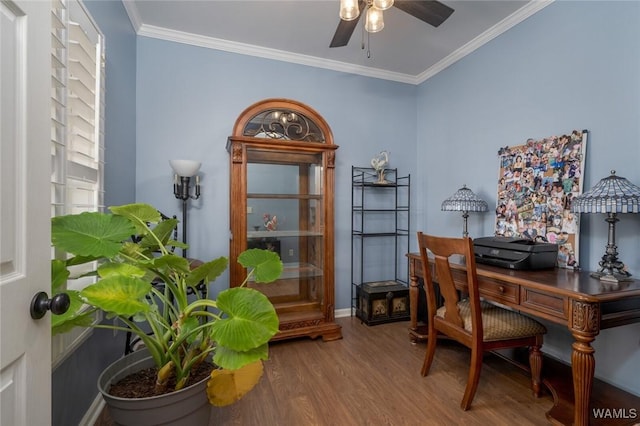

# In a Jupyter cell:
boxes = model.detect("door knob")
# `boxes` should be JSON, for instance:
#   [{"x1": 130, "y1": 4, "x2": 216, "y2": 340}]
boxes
[{"x1": 30, "y1": 291, "x2": 70, "y2": 319}]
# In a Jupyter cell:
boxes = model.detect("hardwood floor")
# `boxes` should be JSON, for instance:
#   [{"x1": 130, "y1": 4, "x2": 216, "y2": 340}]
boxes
[
  {"x1": 213, "y1": 316, "x2": 552, "y2": 426},
  {"x1": 97, "y1": 316, "x2": 554, "y2": 425}
]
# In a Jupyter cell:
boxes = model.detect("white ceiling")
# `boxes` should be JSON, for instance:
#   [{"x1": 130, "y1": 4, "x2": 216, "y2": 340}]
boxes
[{"x1": 123, "y1": 0, "x2": 553, "y2": 84}]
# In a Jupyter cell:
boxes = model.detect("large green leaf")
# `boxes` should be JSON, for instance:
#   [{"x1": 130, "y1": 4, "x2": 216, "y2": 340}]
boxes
[
  {"x1": 97, "y1": 262, "x2": 147, "y2": 279},
  {"x1": 237, "y1": 249, "x2": 283, "y2": 283},
  {"x1": 110, "y1": 203, "x2": 161, "y2": 235},
  {"x1": 51, "y1": 259, "x2": 70, "y2": 292},
  {"x1": 139, "y1": 218, "x2": 179, "y2": 250},
  {"x1": 52, "y1": 212, "x2": 135, "y2": 258},
  {"x1": 65, "y1": 254, "x2": 101, "y2": 267},
  {"x1": 152, "y1": 253, "x2": 191, "y2": 274},
  {"x1": 213, "y1": 344, "x2": 270, "y2": 371},
  {"x1": 51, "y1": 290, "x2": 92, "y2": 334},
  {"x1": 80, "y1": 276, "x2": 152, "y2": 316},
  {"x1": 176, "y1": 315, "x2": 200, "y2": 346},
  {"x1": 186, "y1": 257, "x2": 228, "y2": 287},
  {"x1": 120, "y1": 241, "x2": 148, "y2": 260},
  {"x1": 211, "y1": 287, "x2": 279, "y2": 352}
]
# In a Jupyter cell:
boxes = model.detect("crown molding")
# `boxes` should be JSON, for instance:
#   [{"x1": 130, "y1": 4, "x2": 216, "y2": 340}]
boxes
[
  {"x1": 137, "y1": 24, "x2": 418, "y2": 84},
  {"x1": 416, "y1": 0, "x2": 554, "y2": 84},
  {"x1": 124, "y1": 0, "x2": 554, "y2": 86}
]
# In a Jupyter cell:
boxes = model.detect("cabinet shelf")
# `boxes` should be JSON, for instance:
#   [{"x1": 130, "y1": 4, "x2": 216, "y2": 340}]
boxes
[
  {"x1": 352, "y1": 207, "x2": 402, "y2": 212},
  {"x1": 351, "y1": 166, "x2": 411, "y2": 324},
  {"x1": 247, "y1": 193, "x2": 322, "y2": 200},
  {"x1": 352, "y1": 232, "x2": 402, "y2": 237},
  {"x1": 248, "y1": 230, "x2": 323, "y2": 238},
  {"x1": 248, "y1": 262, "x2": 322, "y2": 282}
]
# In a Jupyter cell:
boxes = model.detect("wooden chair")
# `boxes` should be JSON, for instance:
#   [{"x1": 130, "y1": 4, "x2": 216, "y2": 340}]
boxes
[{"x1": 416, "y1": 232, "x2": 547, "y2": 410}]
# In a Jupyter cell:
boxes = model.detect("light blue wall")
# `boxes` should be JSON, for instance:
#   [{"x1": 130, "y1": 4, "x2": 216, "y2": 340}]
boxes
[
  {"x1": 86, "y1": 0, "x2": 137, "y2": 206},
  {"x1": 135, "y1": 37, "x2": 418, "y2": 300},
  {"x1": 416, "y1": 1, "x2": 640, "y2": 395}
]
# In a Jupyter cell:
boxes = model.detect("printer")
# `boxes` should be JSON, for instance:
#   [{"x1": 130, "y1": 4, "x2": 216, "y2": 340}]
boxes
[{"x1": 473, "y1": 236, "x2": 558, "y2": 270}]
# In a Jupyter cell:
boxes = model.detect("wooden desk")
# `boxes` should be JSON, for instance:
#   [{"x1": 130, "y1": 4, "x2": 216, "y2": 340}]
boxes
[{"x1": 407, "y1": 252, "x2": 640, "y2": 426}]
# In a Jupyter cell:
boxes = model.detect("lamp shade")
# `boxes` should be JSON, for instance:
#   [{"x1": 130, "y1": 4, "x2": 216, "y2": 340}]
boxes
[
  {"x1": 571, "y1": 170, "x2": 640, "y2": 214},
  {"x1": 339, "y1": 0, "x2": 360, "y2": 21},
  {"x1": 170, "y1": 160, "x2": 202, "y2": 177},
  {"x1": 441, "y1": 185, "x2": 489, "y2": 212},
  {"x1": 365, "y1": 6, "x2": 384, "y2": 33},
  {"x1": 373, "y1": 0, "x2": 394, "y2": 11}
]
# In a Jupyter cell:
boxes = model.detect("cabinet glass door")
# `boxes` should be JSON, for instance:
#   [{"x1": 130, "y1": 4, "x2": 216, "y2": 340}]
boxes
[
  {"x1": 228, "y1": 98, "x2": 341, "y2": 341},
  {"x1": 245, "y1": 150, "x2": 324, "y2": 310}
]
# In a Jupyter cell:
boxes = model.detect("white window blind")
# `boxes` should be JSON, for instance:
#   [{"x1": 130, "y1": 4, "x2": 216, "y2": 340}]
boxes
[
  {"x1": 50, "y1": 0, "x2": 105, "y2": 368},
  {"x1": 51, "y1": 0, "x2": 104, "y2": 219}
]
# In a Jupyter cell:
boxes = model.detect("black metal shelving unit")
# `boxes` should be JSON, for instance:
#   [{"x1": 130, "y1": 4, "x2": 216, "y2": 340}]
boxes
[{"x1": 351, "y1": 166, "x2": 411, "y2": 320}]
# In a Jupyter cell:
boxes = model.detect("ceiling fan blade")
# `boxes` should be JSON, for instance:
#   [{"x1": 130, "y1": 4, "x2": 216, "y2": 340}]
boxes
[
  {"x1": 394, "y1": 0, "x2": 454, "y2": 28},
  {"x1": 330, "y1": 0, "x2": 366, "y2": 48}
]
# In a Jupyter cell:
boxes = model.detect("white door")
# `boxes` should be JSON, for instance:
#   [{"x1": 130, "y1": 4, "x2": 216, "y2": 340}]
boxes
[{"x1": 1, "y1": 1, "x2": 52, "y2": 425}]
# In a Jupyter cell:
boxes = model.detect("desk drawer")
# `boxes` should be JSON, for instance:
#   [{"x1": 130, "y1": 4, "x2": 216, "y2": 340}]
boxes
[
  {"x1": 451, "y1": 271, "x2": 519, "y2": 305},
  {"x1": 479, "y1": 277, "x2": 519, "y2": 304},
  {"x1": 521, "y1": 289, "x2": 567, "y2": 321}
]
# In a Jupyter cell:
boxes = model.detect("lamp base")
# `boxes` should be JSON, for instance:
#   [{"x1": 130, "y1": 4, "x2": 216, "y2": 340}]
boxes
[{"x1": 590, "y1": 270, "x2": 633, "y2": 284}]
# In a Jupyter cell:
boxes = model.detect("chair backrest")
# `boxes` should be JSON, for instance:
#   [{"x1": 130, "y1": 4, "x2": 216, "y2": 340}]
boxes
[{"x1": 416, "y1": 232, "x2": 483, "y2": 341}]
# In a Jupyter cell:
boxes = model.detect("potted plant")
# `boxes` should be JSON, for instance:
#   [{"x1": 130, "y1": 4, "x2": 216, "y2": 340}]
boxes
[{"x1": 51, "y1": 203, "x2": 281, "y2": 424}]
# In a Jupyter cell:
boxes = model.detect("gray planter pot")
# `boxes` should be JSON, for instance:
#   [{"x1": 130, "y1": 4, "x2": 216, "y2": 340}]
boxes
[{"x1": 98, "y1": 349, "x2": 211, "y2": 426}]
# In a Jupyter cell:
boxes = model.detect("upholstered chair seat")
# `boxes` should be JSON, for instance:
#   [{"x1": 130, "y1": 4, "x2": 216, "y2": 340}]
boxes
[{"x1": 436, "y1": 300, "x2": 547, "y2": 342}]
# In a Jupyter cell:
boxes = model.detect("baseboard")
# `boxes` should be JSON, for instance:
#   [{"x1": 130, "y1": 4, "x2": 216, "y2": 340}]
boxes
[
  {"x1": 335, "y1": 308, "x2": 352, "y2": 318},
  {"x1": 79, "y1": 393, "x2": 105, "y2": 426}
]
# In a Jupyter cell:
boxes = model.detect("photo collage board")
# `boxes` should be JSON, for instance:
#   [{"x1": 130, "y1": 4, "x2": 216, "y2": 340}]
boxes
[{"x1": 495, "y1": 130, "x2": 588, "y2": 269}]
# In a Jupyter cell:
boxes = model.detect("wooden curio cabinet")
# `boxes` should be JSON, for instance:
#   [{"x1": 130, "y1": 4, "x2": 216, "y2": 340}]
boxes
[{"x1": 227, "y1": 99, "x2": 342, "y2": 341}]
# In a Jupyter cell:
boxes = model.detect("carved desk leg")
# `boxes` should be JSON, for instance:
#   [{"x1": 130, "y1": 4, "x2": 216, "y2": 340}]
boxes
[
  {"x1": 569, "y1": 299, "x2": 600, "y2": 426},
  {"x1": 409, "y1": 272, "x2": 419, "y2": 334}
]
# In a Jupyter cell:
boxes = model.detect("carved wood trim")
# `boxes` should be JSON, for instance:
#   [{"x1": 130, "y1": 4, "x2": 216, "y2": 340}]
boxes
[
  {"x1": 327, "y1": 151, "x2": 335, "y2": 168},
  {"x1": 570, "y1": 300, "x2": 600, "y2": 334},
  {"x1": 231, "y1": 142, "x2": 243, "y2": 163}
]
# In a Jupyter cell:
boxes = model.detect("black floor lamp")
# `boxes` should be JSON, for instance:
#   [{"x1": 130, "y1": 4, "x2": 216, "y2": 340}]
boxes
[{"x1": 170, "y1": 159, "x2": 201, "y2": 258}]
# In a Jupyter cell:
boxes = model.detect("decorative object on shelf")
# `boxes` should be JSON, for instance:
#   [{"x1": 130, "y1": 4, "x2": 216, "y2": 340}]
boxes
[
  {"x1": 441, "y1": 185, "x2": 488, "y2": 238},
  {"x1": 370, "y1": 150, "x2": 389, "y2": 184},
  {"x1": 570, "y1": 170, "x2": 640, "y2": 283},
  {"x1": 263, "y1": 213, "x2": 278, "y2": 231},
  {"x1": 495, "y1": 130, "x2": 588, "y2": 269},
  {"x1": 170, "y1": 159, "x2": 201, "y2": 258}
]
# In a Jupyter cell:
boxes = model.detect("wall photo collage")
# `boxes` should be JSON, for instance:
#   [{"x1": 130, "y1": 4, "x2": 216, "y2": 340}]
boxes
[{"x1": 495, "y1": 130, "x2": 588, "y2": 269}]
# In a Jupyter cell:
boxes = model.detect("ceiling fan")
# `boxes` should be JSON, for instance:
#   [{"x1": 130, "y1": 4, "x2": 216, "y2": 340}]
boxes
[{"x1": 330, "y1": 0, "x2": 455, "y2": 48}]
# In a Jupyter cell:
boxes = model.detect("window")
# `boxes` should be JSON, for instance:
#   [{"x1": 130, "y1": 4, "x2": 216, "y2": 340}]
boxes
[{"x1": 51, "y1": 0, "x2": 105, "y2": 367}]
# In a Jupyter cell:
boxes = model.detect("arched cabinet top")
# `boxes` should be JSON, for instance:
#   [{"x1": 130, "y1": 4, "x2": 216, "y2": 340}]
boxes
[{"x1": 231, "y1": 98, "x2": 334, "y2": 145}]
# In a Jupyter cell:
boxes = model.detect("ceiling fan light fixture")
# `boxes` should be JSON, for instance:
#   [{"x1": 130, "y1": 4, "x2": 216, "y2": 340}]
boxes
[
  {"x1": 365, "y1": 6, "x2": 384, "y2": 33},
  {"x1": 373, "y1": 0, "x2": 394, "y2": 11},
  {"x1": 339, "y1": 0, "x2": 360, "y2": 21}
]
